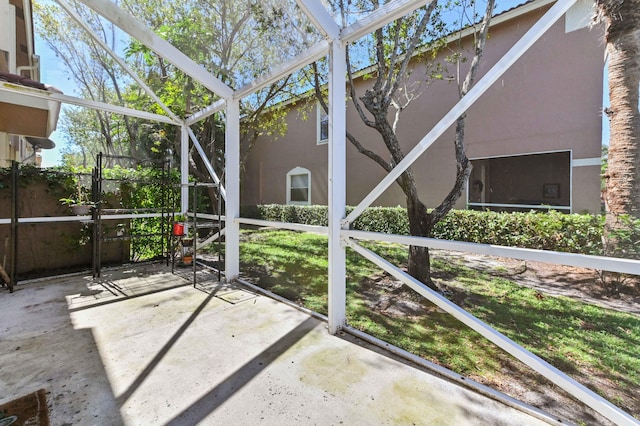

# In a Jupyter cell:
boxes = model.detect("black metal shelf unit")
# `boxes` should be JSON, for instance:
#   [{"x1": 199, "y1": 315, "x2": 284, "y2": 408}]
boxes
[
  {"x1": 92, "y1": 152, "x2": 174, "y2": 277},
  {"x1": 170, "y1": 181, "x2": 224, "y2": 285}
]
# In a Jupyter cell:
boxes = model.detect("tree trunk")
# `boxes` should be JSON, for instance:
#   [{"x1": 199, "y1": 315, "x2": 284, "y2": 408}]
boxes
[
  {"x1": 377, "y1": 119, "x2": 438, "y2": 291},
  {"x1": 406, "y1": 0, "x2": 494, "y2": 288},
  {"x1": 597, "y1": 1, "x2": 640, "y2": 257},
  {"x1": 406, "y1": 195, "x2": 435, "y2": 289}
]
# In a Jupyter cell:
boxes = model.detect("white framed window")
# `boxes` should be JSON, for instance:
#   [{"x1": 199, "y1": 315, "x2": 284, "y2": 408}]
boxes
[
  {"x1": 467, "y1": 150, "x2": 572, "y2": 212},
  {"x1": 286, "y1": 166, "x2": 311, "y2": 205},
  {"x1": 317, "y1": 103, "x2": 328, "y2": 145}
]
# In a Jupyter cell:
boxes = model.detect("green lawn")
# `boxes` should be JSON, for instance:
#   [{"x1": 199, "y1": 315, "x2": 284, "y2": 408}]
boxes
[{"x1": 238, "y1": 228, "x2": 640, "y2": 419}]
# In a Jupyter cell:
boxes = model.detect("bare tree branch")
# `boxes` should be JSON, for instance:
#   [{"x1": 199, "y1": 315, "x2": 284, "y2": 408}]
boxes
[
  {"x1": 344, "y1": 48, "x2": 376, "y2": 128},
  {"x1": 430, "y1": 0, "x2": 495, "y2": 226}
]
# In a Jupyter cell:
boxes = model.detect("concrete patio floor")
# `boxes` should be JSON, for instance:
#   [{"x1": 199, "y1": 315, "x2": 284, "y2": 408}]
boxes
[{"x1": 1, "y1": 263, "x2": 558, "y2": 425}]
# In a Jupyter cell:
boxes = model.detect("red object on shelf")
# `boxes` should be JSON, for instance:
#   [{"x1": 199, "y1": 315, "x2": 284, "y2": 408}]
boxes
[{"x1": 172, "y1": 222, "x2": 185, "y2": 236}]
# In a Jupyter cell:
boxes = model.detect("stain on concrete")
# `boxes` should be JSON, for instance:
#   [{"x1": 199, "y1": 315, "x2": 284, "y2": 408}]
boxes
[
  {"x1": 299, "y1": 347, "x2": 368, "y2": 395},
  {"x1": 374, "y1": 376, "x2": 462, "y2": 425}
]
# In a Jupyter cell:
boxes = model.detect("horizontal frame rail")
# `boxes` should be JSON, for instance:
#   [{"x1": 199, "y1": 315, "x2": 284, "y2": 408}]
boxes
[
  {"x1": 234, "y1": 40, "x2": 330, "y2": 101},
  {"x1": 341, "y1": 0, "x2": 434, "y2": 44},
  {"x1": 185, "y1": 213, "x2": 224, "y2": 221},
  {"x1": 345, "y1": 230, "x2": 640, "y2": 276},
  {"x1": 0, "y1": 212, "x2": 175, "y2": 225},
  {"x1": 0, "y1": 216, "x2": 91, "y2": 224},
  {"x1": 101, "y1": 208, "x2": 166, "y2": 213},
  {"x1": 101, "y1": 232, "x2": 163, "y2": 242},
  {"x1": 98, "y1": 213, "x2": 167, "y2": 220},
  {"x1": 344, "y1": 238, "x2": 640, "y2": 426},
  {"x1": 236, "y1": 217, "x2": 328, "y2": 235},
  {"x1": 185, "y1": 99, "x2": 226, "y2": 126}
]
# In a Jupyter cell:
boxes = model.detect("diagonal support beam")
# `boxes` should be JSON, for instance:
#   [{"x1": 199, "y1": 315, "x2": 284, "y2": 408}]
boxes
[
  {"x1": 345, "y1": 0, "x2": 578, "y2": 225},
  {"x1": 197, "y1": 226, "x2": 225, "y2": 250},
  {"x1": 56, "y1": 0, "x2": 180, "y2": 123},
  {"x1": 186, "y1": 99, "x2": 226, "y2": 127},
  {"x1": 75, "y1": 0, "x2": 233, "y2": 99},
  {"x1": 346, "y1": 230, "x2": 640, "y2": 276},
  {"x1": 186, "y1": 127, "x2": 227, "y2": 201},
  {"x1": 234, "y1": 40, "x2": 330, "y2": 101},
  {"x1": 0, "y1": 84, "x2": 178, "y2": 125},
  {"x1": 295, "y1": 0, "x2": 341, "y2": 40},
  {"x1": 345, "y1": 238, "x2": 640, "y2": 426},
  {"x1": 341, "y1": 0, "x2": 434, "y2": 43}
]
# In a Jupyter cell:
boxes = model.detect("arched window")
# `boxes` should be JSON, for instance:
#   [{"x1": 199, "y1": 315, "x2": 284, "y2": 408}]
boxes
[{"x1": 286, "y1": 166, "x2": 311, "y2": 205}]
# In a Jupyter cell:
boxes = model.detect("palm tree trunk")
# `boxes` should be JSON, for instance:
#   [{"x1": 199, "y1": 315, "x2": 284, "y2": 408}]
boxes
[{"x1": 597, "y1": 1, "x2": 640, "y2": 256}]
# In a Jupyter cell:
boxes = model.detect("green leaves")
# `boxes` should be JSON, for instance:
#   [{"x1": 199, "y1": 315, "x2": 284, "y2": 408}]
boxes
[
  {"x1": 246, "y1": 204, "x2": 609, "y2": 255},
  {"x1": 605, "y1": 214, "x2": 640, "y2": 259}
]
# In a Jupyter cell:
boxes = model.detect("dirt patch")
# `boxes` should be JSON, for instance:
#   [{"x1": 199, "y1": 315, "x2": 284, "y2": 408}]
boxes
[
  {"x1": 357, "y1": 273, "x2": 440, "y2": 318},
  {"x1": 357, "y1": 249, "x2": 640, "y2": 316},
  {"x1": 436, "y1": 249, "x2": 640, "y2": 315}
]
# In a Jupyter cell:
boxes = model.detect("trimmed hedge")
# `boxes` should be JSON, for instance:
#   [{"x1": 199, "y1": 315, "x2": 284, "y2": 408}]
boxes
[
  {"x1": 242, "y1": 204, "x2": 605, "y2": 255},
  {"x1": 430, "y1": 209, "x2": 604, "y2": 255}
]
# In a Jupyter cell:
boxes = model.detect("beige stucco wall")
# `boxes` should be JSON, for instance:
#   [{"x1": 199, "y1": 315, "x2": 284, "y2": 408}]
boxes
[
  {"x1": 0, "y1": 133, "x2": 13, "y2": 167},
  {"x1": 9, "y1": 0, "x2": 31, "y2": 71},
  {"x1": 572, "y1": 165, "x2": 602, "y2": 213},
  {"x1": 242, "y1": 4, "x2": 605, "y2": 213}
]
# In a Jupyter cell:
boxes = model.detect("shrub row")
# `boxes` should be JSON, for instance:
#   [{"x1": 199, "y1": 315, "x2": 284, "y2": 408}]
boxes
[{"x1": 242, "y1": 204, "x2": 606, "y2": 255}]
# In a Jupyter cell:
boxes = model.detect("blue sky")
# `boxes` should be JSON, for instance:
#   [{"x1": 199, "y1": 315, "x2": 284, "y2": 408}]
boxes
[
  {"x1": 35, "y1": 0, "x2": 608, "y2": 166},
  {"x1": 36, "y1": 39, "x2": 73, "y2": 166}
]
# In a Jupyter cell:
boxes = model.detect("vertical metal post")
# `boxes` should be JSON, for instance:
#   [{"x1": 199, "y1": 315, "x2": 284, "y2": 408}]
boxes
[
  {"x1": 225, "y1": 100, "x2": 240, "y2": 281},
  {"x1": 328, "y1": 40, "x2": 347, "y2": 334},
  {"x1": 92, "y1": 163, "x2": 98, "y2": 277},
  {"x1": 170, "y1": 155, "x2": 177, "y2": 273},
  {"x1": 94, "y1": 153, "x2": 103, "y2": 278},
  {"x1": 193, "y1": 182, "x2": 197, "y2": 286},
  {"x1": 180, "y1": 124, "x2": 189, "y2": 214},
  {"x1": 9, "y1": 161, "x2": 18, "y2": 292},
  {"x1": 163, "y1": 158, "x2": 169, "y2": 266},
  {"x1": 217, "y1": 183, "x2": 222, "y2": 282}
]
